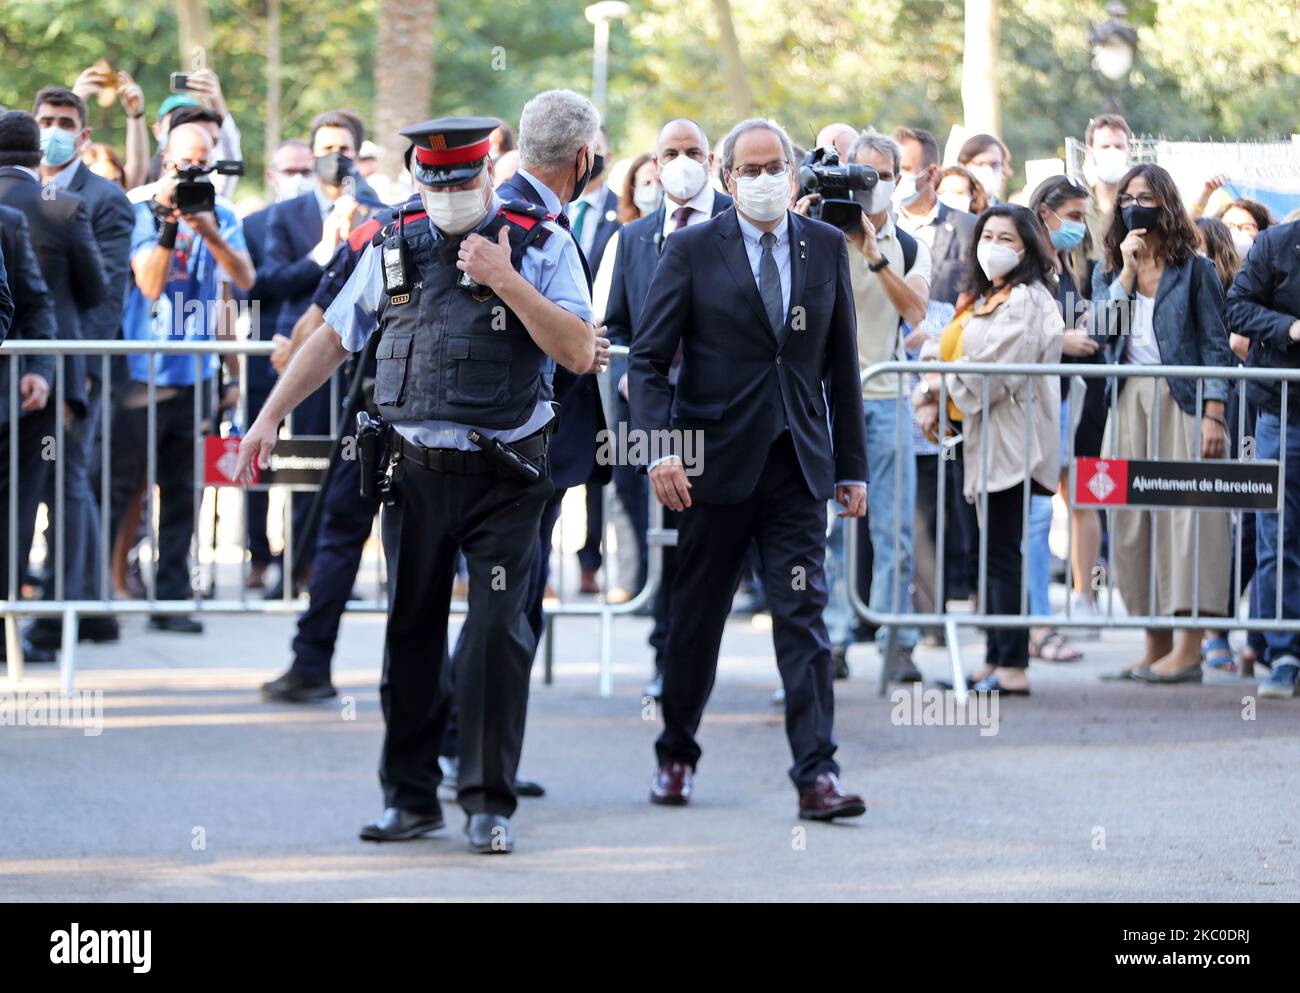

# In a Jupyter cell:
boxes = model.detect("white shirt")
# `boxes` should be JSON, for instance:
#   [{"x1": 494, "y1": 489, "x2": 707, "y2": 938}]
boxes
[
  {"x1": 661, "y1": 183, "x2": 717, "y2": 239},
  {"x1": 1125, "y1": 292, "x2": 1163, "y2": 365}
]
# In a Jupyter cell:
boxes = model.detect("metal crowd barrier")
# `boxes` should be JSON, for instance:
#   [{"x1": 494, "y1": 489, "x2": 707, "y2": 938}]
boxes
[
  {"x1": 0, "y1": 340, "x2": 669, "y2": 696},
  {"x1": 850, "y1": 359, "x2": 1300, "y2": 704}
]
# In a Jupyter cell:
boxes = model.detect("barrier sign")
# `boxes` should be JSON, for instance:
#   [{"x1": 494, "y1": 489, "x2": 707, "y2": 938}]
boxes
[
  {"x1": 203, "y1": 435, "x2": 333, "y2": 489},
  {"x1": 1073, "y1": 457, "x2": 1282, "y2": 511}
]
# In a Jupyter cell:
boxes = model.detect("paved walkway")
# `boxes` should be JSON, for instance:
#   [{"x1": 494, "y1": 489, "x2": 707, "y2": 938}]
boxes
[{"x1": 2, "y1": 608, "x2": 1298, "y2": 901}]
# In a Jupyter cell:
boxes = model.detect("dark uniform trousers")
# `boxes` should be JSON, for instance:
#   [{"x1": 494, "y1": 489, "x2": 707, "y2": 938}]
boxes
[
  {"x1": 0, "y1": 404, "x2": 57, "y2": 599},
  {"x1": 379, "y1": 453, "x2": 553, "y2": 817},
  {"x1": 656, "y1": 433, "x2": 839, "y2": 792},
  {"x1": 290, "y1": 441, "x2": 377, "y2": 679}
]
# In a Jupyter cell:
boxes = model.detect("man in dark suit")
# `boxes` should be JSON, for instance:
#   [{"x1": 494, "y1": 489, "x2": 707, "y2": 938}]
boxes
[
  {"x1": 240, "y1": 139, "x2": 313, "y2": 589},
  {"x1": 629, "y1": 118, "x2": 869, "y2": 820},
  {"x1": 260, "y1": 111, "x2": 382, "y2": 594},
  {"x1": 23, "y1": 88, "x2": 133, "y2": 649},
  {"x1": 439, "y1": 91, "x2": 609, "y2": 793},
  {"x1": 0, "y1": 111, "x2": 104, "y2": 639},
  {"x1": 0, "y1": 203, "x2": 59, "y2": 662},
  {"x1": 567, "y1": 124, "x2": 621, "y2": 591},
  {"x1": 604, "y1": 118, "x2": 730, "y2": 697}
]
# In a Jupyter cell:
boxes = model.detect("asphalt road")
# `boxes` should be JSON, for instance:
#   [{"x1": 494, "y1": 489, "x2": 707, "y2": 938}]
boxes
[{"x1": 2, "y1": 609, "x2": 1297, "y2": 901}]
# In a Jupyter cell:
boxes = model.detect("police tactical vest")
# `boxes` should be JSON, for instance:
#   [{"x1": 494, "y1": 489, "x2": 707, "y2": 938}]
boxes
[{"x1": 371, "y1": 201, "x2": 553, "y2": 430}]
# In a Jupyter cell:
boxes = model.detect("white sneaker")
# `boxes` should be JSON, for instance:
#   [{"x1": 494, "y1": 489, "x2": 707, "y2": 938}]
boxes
[{"x1": 1067, "y1": 593, "x2": 1102, "y2": 640}]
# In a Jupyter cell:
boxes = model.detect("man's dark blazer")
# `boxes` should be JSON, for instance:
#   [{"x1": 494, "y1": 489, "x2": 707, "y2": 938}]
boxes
[
  {"x1": 0, "y1": 203, "x2": 57, "y2": 414},
  {"x1": 629, "y1": 207, "x2": 867, "y2": 505},
  {"x1": 62, "y1": 161, "x2": 133, "y2": 352},
  {"x1": 498, "y1": 170, "x2": 610, "y2": 488},
  {"x1": 925, "y1": 201, "x2": 977, "y2": 306},
  {"x1": 260, "y1": 179, "x2": 381, "y2": 338},
  {"x1": 0, "y1": 229, "x2": 12, "y2": 340},
  {"x1": 583, "y1": 186, "x2": 621, "y2": 276},
  {"x1": 0, "y1": 166, "x2": 104, "y2": 416},
  {"x1": 238, "y1": 205, "x2": 282, "y2": 397}
]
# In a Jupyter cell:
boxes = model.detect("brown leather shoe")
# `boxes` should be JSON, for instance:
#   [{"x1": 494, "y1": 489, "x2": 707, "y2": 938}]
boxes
[
  {"x1": 650, "y1": 760, "x2": 693, "y2": 806},
  {"x1": 579, "y1": 568, "x2": 601, "y2": 594},
  {"x1": 798, "y1": 772, "x2": 866, "y2": 821}
]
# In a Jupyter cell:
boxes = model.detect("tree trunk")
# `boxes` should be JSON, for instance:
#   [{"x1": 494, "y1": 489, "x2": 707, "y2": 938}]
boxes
[
  {"x1": 710, "y1": 0, "x2": 754, "y2": 120},
  {"x1": 374, "y1": 0, "x2": 437, "y2": 181},
  {"x1": 961, "y1": 0, "x2": 1001, "y2": 137},
  {"x1": 265, "y1": 0, "x2": 281, "y2": 165},
  {"x1": 175, "y1": 0, "x2": 213, "y2": 69}
]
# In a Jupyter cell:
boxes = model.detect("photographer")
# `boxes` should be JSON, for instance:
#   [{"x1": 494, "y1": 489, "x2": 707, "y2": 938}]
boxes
[
  {"x1": 112, "y1": 122, "x2": 253, "y2": 634},
  {"x1": 796, "y1": 130, "x2": 930, "y2": 681}
]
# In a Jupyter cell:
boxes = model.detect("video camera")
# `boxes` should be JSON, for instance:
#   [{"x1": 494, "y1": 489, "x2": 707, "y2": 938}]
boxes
[
  {"x1": 173, "y1": 160, "x2": 245, "y2": 215},
  {"x1": 797, "y1": 147, "x2": 878, "y2": 233}
]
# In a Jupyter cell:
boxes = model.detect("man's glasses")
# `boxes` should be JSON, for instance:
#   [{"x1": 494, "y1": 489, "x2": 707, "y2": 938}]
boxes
[
  {"x1": 1116, "y1": 193, "x2": 1159, "y2": 208},
  {"x1": 733, "y1": 160, "x2": 789, "y2": 180}
]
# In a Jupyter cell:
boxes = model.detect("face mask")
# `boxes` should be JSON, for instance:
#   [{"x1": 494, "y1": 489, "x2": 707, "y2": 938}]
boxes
[
  {"x1": 1121, "y1": 203, "x2": 1162, "y2": 233},
  {"x1": 969, "y1": 164, "x2": 1003, "y2": 199},
  {"x1": 570, "y1": 149, "x2": 595, "y2": 203},
  {"x1": 633, "y1": 183, "x2": 662, "y2": 216},
  {"x1": 659, "y1": 155, "x2": 708, "y2": 203},
  {"x1": 1231, "y1": 229, "x2": 1254, "y2": 259},
  {"x1": 1092, "y1": 147, "x2": 1129, "y2": 186},
  {"x1": 891, "y1": 171, "x2": 923, "y2": 209},
  {"x1": 976, "y1": 241, "x2": 1022, "y2": 280},
  {"x1": 274, "y1": 172, "x2": 315, "y2": 202},
  {"x1": 589, "y1": 153, "x2": 605, "y2": 183},
  {"x1": 315, "y1": 152, "x2": 354, "y2": 187},
  {"x1": 854, "y1": 178, "x2": 895, "y2": 215},
  {"x1": 40, "y1": 127, "x2": 78, "y2": 168},
  {"x1": 1048, "y1": 212, "x2": 1087, "y2": 251},
  {"x1": 421, "y1": 181, "x2": 490, "y2": 236},
  {"x1": 733, "y1": 170, "x2": 790, "y2": 223},
  {"x1": 937, "y1": 192, "x2": 971, "y2": 214}
]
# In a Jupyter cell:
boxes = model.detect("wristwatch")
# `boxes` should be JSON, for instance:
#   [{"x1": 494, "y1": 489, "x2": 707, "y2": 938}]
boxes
[{"x1": 869, "y1": 256, "x2": 890, "y2": 273}]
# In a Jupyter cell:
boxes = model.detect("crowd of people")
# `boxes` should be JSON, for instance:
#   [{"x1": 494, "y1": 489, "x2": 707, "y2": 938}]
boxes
[{"x1": 0, "y1": 67, "x2": 1298, "y2": 712}]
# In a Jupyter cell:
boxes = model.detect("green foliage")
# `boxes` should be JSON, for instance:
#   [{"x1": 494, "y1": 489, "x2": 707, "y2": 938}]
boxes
[{"x1": 0, "y1": 0, "x2": 1295, "y2": 201}]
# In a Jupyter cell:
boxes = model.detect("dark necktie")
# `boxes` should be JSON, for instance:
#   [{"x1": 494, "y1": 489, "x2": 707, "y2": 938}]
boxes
[
  {"x1": 554, "y1": 210, "x2": 571, "y2": 231},
  {"x1": 759, "y1": 231, "x2": 783, "y2": 337},
  {"x1": 672, "y1": 205, "x2": 693, "y2": 231}
]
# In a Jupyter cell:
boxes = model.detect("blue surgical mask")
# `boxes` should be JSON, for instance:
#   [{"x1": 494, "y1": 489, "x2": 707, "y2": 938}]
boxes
[
  {"x1": 40, "y1": 127, "x2": 78, "y2": 168},
  {"x1": 1048, "y1": 214, "x2": 1086, "y2": 251}
]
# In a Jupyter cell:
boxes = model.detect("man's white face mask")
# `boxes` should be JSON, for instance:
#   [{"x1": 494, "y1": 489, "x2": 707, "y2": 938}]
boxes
[{"x1": 421, "y1": 176, "x2": 491, "y2": 235}]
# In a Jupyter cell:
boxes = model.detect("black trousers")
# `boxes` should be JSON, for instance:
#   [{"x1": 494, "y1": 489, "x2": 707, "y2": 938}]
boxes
[
  {"x1": 656, "y1": 434, "x2": 838, "y2": 792},
  {"x1": 379, "y1": 454, "x2": 552, "y2": 818},
  {"x1": 982, "y1": 483, "x2": 1030, "y2": 669},
  {"x1": 291, "y1": 447, "x2": 379, "y2": 680},
  {"x1": 647, "y1": 505, "x2": 678, "y2": 673},
  {"x1": 0, "y1": 405, "x2": 56, "y2": 600},
  {"x1": 109, "y1": 386, "x2": 200, "y2": 602}
]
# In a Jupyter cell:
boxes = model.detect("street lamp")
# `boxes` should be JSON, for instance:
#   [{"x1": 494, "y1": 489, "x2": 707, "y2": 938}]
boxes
[
  {"x1": 1089, "y1": 1, "x2": 1139, "y2": 112},
  {"x1": 585, "y1": 1, "x2": 631, "y2": 113}
]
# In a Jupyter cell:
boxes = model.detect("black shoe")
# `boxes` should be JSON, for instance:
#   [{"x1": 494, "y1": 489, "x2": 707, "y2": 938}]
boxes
[
  {"x1": 831, "y1": 645, "x2": 851, "y2": 680},
  {"x1": 466, "y1": 813, "x2": 513, "y2": 854},
  {"x1": 148, "y1": 614, "x2": 204, "y2": 634},
  {"x1": 24, "y1": 617, "x2": 119, "y2": 651},
  {"x1": 0, "y1": 637, "x2": 57, "y2": 663},
  {"x1": 359, "y1": 806, "x2": 445, "y2": 842},
  {"x1": 888, "y1": 648, "x2": 924, "y2": 683},
  {"x1": 514, "y1": 776, "x2": 545, "y2": 798},
  {"x1": 261, "y1": 669, "x2": 338, "y2": 703},
  {"x1": 263, "y1": 574, "x2": 308, "y2": 600}
]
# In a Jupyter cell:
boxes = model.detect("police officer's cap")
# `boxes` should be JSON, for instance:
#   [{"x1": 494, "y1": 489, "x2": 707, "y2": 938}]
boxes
[{"x1": 401, "y1": 116, "x2": 500, "y2": 188}]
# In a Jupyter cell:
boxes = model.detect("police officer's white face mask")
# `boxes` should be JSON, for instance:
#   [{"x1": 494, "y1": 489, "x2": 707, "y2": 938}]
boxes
[{"x1": 421, "y1": 176, "x2": 491, "y2": 236}]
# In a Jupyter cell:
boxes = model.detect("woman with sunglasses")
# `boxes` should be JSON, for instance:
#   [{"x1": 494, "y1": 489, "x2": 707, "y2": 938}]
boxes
[{"x1": 1092, "y1": 164, "x2": 1235, "y2": 684}]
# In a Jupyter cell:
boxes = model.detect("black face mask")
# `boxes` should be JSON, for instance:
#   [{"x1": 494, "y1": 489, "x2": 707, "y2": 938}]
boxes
[
  {"x1": 570, "y1": 150, "x2": 595, "y2": 203},
  {"x1": 589, "y1": 153, "x2": 605, "y2": 182},
  {"x1": 1121, "y1": 203, "x2": 1162, "y2": 233},
  {"x1": 315, "y1": 152, "x2": 354, "y2": 187}
]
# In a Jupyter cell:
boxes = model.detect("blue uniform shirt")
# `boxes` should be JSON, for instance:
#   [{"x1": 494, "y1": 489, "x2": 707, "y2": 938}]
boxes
[
  {"x1": 324, "y1": 192, "x2": 592, "y2": 449},
  {"x1": 123, "y1": 199, "x2": 248, "y2": 386}
]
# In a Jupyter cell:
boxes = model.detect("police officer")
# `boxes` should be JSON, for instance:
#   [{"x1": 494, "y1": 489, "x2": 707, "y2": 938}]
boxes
[{"x1": 235, "y1": 117, "x2": 601, "y2": 854}]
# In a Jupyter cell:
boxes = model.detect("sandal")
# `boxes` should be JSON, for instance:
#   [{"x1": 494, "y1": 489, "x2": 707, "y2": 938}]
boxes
[
  {"x1": 1030, "y1": 629, "x2": 1083, "y2": 662},
  {"x1": 1201, "y1": 636, "x2": 1237, "y2": 673}
]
